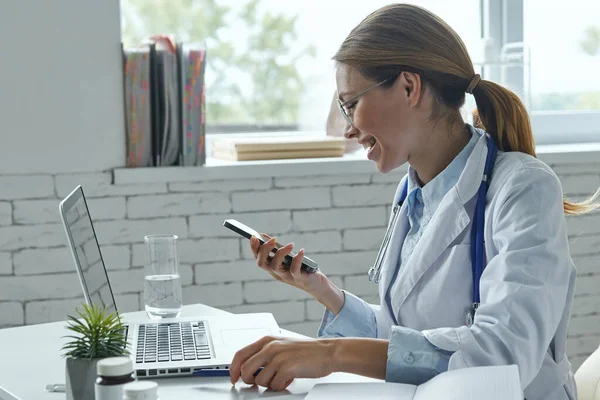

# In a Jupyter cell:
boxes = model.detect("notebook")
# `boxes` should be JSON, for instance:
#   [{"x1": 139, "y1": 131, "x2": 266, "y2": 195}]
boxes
[
  {"x1": 148, "y1": 37, "x2": 181, "y2": 167},
  {"x1": 178, "y1": 42, "x2": 207, "y2": 166},
  {"x1": 305, "y1": 365, "x2": 523, "y2": 400},
  {"x1": 123, "y1": 44, "x2": 153, "y2": 167}
]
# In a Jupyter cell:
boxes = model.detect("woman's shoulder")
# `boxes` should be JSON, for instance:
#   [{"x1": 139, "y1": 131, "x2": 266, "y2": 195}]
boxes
[
  {"x1": 494, "y1": 150, "x2": 560, "y2": 186},
  {"x1": 490, "y1": 150, "x2": 563, "y2": 204}
]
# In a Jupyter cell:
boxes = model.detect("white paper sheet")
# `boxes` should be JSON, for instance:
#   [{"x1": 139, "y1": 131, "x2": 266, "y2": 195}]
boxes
[{"x1": 305, "y1": 365, "x2": 522, "y2": 400}]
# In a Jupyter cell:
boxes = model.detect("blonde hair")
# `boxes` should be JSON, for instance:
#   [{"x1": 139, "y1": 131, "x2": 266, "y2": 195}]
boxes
[{"x1": 334, "y1": 3, "x2": 599, "y2": 215}]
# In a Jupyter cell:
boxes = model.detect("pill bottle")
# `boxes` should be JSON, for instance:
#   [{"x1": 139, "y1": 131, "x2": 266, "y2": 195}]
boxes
[
  {"x1": 94, "y1": 357, "x2": 135, "y2": 400},
  {"x1": 123, "y1": 380, "x2": 159, "y2": 400}
]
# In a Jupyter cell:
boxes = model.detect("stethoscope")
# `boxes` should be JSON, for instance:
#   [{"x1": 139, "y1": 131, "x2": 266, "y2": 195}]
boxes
[{"x1": 368, "y1": 134, "x2": 498, "y2": 327}]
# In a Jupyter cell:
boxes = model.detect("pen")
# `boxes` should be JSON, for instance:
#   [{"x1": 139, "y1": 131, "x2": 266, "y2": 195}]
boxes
[
  {"x1": 45, "y1": 384, "x2": 66, "y2": 392},
  {"x1": 192, "y1": 367, "x2": 263, "y2": 378}
]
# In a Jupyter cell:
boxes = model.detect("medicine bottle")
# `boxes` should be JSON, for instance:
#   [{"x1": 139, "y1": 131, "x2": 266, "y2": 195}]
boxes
[
  {"x1": 94, "y1": 357, "x2": 136, "y2": 400},
  {"x1": 123, "y1": 380, "x2": 159, "y2": 400}
]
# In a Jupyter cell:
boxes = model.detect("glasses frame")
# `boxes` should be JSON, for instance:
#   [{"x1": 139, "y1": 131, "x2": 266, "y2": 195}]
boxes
[{"x1": 337, "y1": 78, "x2": 391, "y2": 127}]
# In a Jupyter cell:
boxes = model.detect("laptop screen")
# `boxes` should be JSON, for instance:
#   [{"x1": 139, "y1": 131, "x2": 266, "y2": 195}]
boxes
[{"x1": 62, "y1": 187, "x2": 117, "y2": 315}]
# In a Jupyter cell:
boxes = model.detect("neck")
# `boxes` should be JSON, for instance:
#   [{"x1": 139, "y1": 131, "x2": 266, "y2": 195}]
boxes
[{"x1": 408, "y1": 117, "x2": 471, "y2": 185}]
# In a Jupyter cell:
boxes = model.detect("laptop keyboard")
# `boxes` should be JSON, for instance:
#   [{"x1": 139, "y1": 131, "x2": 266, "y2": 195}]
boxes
[{"x1": 136, "y1": 321, "x2": 211, "y2": 364}]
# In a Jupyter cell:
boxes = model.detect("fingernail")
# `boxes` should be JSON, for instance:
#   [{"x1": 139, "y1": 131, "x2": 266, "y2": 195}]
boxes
[
  {"x1": 299, "y1": 248, "x2": 305, "y2": 255},
  {"x1": 287, "y1": 243, "x2": 294, "y2": 248}
]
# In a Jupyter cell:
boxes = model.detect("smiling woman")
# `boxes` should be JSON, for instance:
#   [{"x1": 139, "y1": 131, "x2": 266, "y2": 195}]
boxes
[{"x1": 229, "y1": 4, "x2": 599, "y2": 399}]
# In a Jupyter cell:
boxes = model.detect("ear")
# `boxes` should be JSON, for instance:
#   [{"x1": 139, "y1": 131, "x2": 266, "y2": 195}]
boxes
[{"x1": 399, "y1": 71, "x2": 423, "y2": 107}]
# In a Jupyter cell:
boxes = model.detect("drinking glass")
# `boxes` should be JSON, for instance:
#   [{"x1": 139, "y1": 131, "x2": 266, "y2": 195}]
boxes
[{"x1": 143, "y1": 234, "x2": 182, "y2": 319}]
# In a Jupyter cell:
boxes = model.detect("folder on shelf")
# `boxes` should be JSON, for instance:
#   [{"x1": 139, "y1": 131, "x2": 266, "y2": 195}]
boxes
[
  {"x1": 148, "y1": 37, "x2": 181, "y2": 167},
  {"x1": 211, "y1": 136, "x2": 346, "y2": 161},
  {"x1": 122, "y1": 45, "x2": 153, "y2": 167},
  {"x1": 178, "y1": 42, "x2": 207, "y2": 166}
]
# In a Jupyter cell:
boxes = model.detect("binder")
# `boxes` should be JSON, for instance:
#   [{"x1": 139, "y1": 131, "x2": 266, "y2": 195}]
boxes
[
  {"x1": 178, "y1": 42, "x2": 207, "y2": 166},
  {"x1": 122, "y1": 44, "x2": 152, "y2": 167},
  {"x1": 148, "y1": 37, "x2": 182, "y2": 167},
  {"x1": 149, "y1": 42, "x2": 162, "y2": 166}
]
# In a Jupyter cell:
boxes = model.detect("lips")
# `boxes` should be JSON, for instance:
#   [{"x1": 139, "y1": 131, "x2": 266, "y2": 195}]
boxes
[{"x1": 361, "y1": 137, "x2": 377, "y2": 151}]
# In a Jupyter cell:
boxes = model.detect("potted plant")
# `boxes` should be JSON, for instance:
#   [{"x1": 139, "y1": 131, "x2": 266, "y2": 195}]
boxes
[{"x1": 61, "y1": 304, "x2": 129, "y2": 400}]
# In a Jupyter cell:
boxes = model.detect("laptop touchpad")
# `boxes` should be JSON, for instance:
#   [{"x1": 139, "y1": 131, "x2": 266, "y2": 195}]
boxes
[{"x1": 220, "y1": 328, "x2": 272, "y2": 349}]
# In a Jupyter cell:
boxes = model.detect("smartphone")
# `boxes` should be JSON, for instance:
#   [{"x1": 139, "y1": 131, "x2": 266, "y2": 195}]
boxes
[{"x1": 223, "y1": 219, "x2": 319, "y2": 274}]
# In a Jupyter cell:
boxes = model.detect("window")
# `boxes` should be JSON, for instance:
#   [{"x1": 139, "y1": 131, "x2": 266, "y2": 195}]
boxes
[
  {"x1": 120, "y1": 0, "x2": 599, "y2": 144},
  {"x1": 120, "y1": 0, "x2": 480, "y2": 133},
  {"x1": 524, "y1": 0, "x2": 600, "y2": 112}
]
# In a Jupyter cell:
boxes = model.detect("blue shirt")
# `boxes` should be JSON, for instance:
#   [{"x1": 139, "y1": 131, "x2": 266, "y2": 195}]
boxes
[
  {"x1": 319, "y1": 126, "x2": 478, "y2": 385},
  {"x1": 400, "y1": 131, "x2": 478, "y2": 266}
]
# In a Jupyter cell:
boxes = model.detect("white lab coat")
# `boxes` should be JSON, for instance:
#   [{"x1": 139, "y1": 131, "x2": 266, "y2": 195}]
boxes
[{"x1": 374, "y1": 132, "x2": 577, "y2": 399}]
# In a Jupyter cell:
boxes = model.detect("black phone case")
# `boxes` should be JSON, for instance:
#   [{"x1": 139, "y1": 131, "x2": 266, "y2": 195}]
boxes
[{"x1": 223, "y1": 219, "x2": 319, "y2": 274}]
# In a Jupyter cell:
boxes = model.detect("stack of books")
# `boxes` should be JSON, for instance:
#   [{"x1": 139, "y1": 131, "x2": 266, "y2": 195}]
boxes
[{"x1": 211, "y1": 136, "x2": 346, "y2": 161}]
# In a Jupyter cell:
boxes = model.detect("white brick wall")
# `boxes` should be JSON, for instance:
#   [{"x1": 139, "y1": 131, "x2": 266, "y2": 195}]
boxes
[
  {"x1": 127, "y1": 193, "x2": 231, "y2": 219},
  {"x1": 13, "y1": 247, "x2": 74, "y2": 275},
  {"x1": 244, "y1": 280, "x2": 313, "y2": 303},
  {"x1": 0, "y1": 202, "x2": 11, "y2": 226},
  {"x1": 0, "y1": 165, "x2": 598, "y2": 372},
  {"x1": 274, "y1": 174, "x2": 371, "y2": 188},
  {"x1": 0, "y1": 252, "x2": 12, "y2": 275},
  {"x1": 0, "y1": 175, "x2": 54, "y2": 200},
  {"x1": 94, "y1": 218, "x2": 188, "y2": 245},
  {"x1": 293, "y1": 207, "x2": 386, "y2": 231},
  {"x1": 0, "y1": 224, "x2": 66, "y2": 251},
  {"x1": 55, "y1": 173, "x2": 167, "y2": 198},
  {"x1": 182, "y1": 282, "x2": 243, "y2": 307},
  {"x1": 344, "y1": 227, "x2": 387, "y2": 250},
  {"x1": 0, "y1": 302, "x2": 24, "y2": 327},
  {"x1": 232, "y1": 187, "x2": 330, "y2": 212},
  {"x1": 101, "y1": 245, "x2": 131, "y2": 270},
  {"x1": 332, "y1": 184, "x2": 397, "y2": 207},
  {"x1": 170, "y1": 178, "x2": 272, "y2": 193}
]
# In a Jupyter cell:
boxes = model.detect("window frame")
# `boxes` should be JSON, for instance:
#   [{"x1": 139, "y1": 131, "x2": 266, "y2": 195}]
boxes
[{"x1": 483, "y1": 0, "x2": 600, "y2": 145}]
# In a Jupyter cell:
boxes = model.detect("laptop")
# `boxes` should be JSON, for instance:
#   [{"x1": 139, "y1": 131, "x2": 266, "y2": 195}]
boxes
[{"x1": 58, "y1": 185, "x2": 281, "y2": 378}]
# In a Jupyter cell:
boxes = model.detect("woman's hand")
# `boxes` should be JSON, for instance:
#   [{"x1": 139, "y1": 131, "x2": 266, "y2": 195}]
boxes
[
  {"x1": 230, "y1": 336, "x2": 389, "y2": 391},
  {"x1": 250, "y1": 235, "x2": 344, "y2": 313},
  {"x1": 229, "y1": 336, "x2": 336, "y2": 391}
]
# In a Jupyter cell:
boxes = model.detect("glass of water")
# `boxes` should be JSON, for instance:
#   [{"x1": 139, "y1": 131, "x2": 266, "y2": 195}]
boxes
[{"x1": 143, "y1": 234, "x2": 182, "y2": 319}]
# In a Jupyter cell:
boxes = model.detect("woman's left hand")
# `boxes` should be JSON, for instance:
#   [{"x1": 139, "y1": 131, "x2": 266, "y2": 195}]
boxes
[{"x1": 229, "y1": 336, "x2": 336, "y2": 391}]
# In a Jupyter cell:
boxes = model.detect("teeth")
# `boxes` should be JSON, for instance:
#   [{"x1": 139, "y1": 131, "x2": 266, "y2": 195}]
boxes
[{"x1": 363, "y1": 137, "x2": 377, "y2": 151}]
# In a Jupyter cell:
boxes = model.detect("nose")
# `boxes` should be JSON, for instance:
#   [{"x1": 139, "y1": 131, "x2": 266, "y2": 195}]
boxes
[{"x1": 343, "y1": 122, "x2": 358, "y2": 140}]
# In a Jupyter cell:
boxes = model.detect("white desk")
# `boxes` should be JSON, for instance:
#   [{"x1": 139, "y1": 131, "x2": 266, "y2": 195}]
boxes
[{"x1": 0, "y1": 304, "x2": 378, "y2": 400}]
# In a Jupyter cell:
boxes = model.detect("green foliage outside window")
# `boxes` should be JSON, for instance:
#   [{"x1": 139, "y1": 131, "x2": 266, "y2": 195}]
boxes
[{"x1": 121, "y1": 0, "x2": 316, "y2": 126}]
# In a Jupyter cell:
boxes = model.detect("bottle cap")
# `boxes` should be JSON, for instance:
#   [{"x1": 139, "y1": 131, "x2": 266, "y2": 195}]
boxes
[
  {"x1": 123, "y1": 381, "x2": 158, "y2": 400},
  {"x1": 96, "y1": 357, "x2": 133, "y2": 377}
]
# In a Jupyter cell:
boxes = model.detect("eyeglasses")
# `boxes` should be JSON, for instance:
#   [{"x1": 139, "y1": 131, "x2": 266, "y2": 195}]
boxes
[{"x1": 337, "y1": 78, "x2": 390, "y2": 127}]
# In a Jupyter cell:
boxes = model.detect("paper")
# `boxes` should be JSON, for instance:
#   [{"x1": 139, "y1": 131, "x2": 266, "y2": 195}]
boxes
[
  {"x1": 306, "y1": 365, "x2": 522, "y2": 400},
  {"x1": 306, "y1": 382, "x2": 416, "y2": 400},
  {"x1": 415, "y1": 365, "x2": 522, "y2": 400}
]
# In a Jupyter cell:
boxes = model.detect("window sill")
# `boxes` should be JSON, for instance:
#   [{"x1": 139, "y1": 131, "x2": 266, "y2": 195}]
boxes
[{"x1": 113, "y1": 142, "x2": 600, "y2": 185}]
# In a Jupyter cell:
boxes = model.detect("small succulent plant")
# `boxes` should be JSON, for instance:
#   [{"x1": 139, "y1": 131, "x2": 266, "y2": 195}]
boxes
[{"x1": 61, "y1": 303, "x2": 129, "y2": 359}]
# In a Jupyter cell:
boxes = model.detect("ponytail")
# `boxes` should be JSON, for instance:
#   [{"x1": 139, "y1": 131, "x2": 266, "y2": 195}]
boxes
[{"x1": 472, "y1": 80, "x2": 600, "y2": 215}]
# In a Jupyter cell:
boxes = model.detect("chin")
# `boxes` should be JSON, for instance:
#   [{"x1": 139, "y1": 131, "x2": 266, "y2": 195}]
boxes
[
  {"x1": 375, "y1": 157, "x2": 405, "y2": 174},
  {"x1": 375, "y1": 161, "x2": 394, "y2": 174}
]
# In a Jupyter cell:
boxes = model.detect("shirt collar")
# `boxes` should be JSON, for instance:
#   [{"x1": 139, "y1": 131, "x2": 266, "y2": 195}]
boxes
[{"x1": 406, "y1": 125, "x2": 479, "y2": 215}]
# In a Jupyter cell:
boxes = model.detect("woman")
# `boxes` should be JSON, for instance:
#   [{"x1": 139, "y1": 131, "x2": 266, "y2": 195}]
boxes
[{"x1": 229, "y1": 4, "x2": 599, "y2": 399}]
